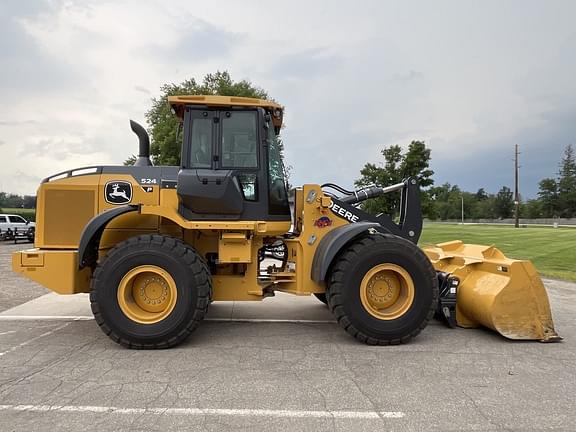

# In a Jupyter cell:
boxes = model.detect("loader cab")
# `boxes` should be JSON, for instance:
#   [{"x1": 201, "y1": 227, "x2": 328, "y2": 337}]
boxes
[{"x1": 175, "y1": 99, "x2": 290, "y2": 221}]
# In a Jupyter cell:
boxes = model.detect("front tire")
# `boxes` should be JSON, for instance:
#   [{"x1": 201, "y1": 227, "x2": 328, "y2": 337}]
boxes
[
  {"x1": 90, "y1": 234, "x2": 211, "y2": 349},
  {"x1": 327, "y1": 234, "x2": 438, "y2": 345}
]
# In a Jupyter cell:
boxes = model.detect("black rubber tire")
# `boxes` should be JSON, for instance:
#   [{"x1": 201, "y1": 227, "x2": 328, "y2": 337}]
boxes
[
  {"x1": 90, "y1": 234, "x2": 211, "y2": 349},
  {"x1": 326, "y1": 234, "x2": 438, "y2": 345},
  {"x1": 313, "y1": 293, "x2": 329, "y2": 306}
]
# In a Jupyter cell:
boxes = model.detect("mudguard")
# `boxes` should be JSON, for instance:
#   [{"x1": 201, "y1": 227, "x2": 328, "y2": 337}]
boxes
[
  {"x1": 424, "y1": 241, "x2": 561, "y2": 342},
  {"x1": 78, "y1": 205, "x2": 138, "y2": 269},
  {"x1": 311, "y1": 222, "x2": 380, "y2": 283}
]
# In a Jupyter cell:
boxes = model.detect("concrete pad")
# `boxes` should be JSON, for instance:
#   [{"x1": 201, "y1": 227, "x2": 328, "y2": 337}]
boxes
[
  {"x1": 0, "y1": 291, "x2": 335, "y2": 322},
  {"x1": 0, "y1": 293, "x2": 92, "y2": 319}
]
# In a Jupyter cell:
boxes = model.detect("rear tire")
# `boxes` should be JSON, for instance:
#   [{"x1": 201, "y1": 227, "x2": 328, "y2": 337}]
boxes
[
  {"x1": 90, "y1": 234, "x2": 211, "y2": 349},
  {"x1": 327, "y1": 234, "x2": 438, "y2": 345}
]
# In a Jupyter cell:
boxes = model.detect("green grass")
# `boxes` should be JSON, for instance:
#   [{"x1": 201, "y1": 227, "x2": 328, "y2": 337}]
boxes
[
  {"x1": 419, "y1": 223, "x2": 576, "y2": 282},
  {"x1": 0, "y1": 208, "x2": 36, "y2": 221}
]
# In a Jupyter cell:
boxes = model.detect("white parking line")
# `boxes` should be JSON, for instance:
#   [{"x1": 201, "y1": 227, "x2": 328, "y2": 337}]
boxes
[
  {"x1": 0, "y1": 316, "x2": 93, "y2": 321},
  {"x1": 0, "y1": 321, "x2": 71, "y2": 358},
  {"x1": 0, "y1": 404, "x2": 405, "y2": 419},
  {"x1": 0, "y1": 316, "x2": 335, "y2": 324},
  {"x1": 0, "y1": 330, "x2": 17, "y2": 336}
]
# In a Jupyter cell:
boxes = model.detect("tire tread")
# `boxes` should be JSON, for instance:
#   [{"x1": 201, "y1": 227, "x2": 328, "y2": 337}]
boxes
[
  {"x1": 90, "y1": 234, "x2": 211, "y2": 349},
  {"x1": 326, "y1": 234, "x2": 438, "y2": 346}
]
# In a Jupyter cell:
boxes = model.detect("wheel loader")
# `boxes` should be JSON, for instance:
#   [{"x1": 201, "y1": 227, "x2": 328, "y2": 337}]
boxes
[{"x1": 12, "y1": 95, "x2": 561, "y2": 348}]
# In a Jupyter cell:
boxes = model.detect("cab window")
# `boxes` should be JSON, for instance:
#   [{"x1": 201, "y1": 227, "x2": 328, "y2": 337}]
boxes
[
  {"x1": 189, "y1": 117, "x2": 212, "y2": 168},
  {"x1": 221, "y1": 111, "x2": 258, "y2": 169}
]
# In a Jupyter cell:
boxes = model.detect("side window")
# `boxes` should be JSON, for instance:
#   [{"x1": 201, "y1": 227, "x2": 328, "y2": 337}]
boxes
[
  {"x1": 189, "y1": 117, "x2": 212, "y2": 168},
  {"x1": 9, "y1": 216, "x2": 26, "y2": 223},
  {"x1": 267, "y1": 125, "x2": 289, "y2": 214},
  {"x1": 237, "y1": 173, "x2": 258, "y2": 201},
  {"x1": 221, "y1": 112, "x2": 258, "y2": 168},
  {"x1": 0, "y1": 216, "x2": 7, "y2": 223}
]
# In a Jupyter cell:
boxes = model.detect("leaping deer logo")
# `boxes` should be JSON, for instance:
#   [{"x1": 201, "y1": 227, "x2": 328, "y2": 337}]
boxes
[
  {"x1": 109, "y1": 184, "x2": 129, "y2": 200},
  {"x1": 106, "y1": 182, "x2": 132, "y2": 204}
]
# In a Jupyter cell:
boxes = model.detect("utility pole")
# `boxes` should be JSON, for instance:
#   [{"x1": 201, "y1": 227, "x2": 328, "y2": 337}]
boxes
[{"x1": 514, "y1": 144, "x2": 520, "y2": 228}]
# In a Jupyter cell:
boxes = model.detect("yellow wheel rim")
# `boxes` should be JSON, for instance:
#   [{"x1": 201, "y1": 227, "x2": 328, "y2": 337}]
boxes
[
  {"x1": 359, "y1": 264, "x2": 415, "y2": 320},
  {"x1": 117, "y1": 265, "x2": 178, "y2": 324}
]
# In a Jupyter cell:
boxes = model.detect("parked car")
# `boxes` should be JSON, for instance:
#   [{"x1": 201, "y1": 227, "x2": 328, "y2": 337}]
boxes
[{"x1": 0, "y1": 214, "x2": 35, "y2": 242}]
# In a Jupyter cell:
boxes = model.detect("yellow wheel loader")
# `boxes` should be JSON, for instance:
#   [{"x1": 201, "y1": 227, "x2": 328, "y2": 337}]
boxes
[{"x1": 12, "y1": 95, "x2": 561, "y2": 348}]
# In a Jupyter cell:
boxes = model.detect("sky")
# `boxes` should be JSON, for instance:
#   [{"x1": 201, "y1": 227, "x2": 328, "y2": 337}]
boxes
[{"x1": 0, "y1": 0, "x2": 575, "y2": 198}]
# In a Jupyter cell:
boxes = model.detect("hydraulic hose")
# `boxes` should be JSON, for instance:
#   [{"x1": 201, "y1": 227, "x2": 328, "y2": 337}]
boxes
[{"x1": 339, "y1": 181, "x2": 407, "y2": 204}]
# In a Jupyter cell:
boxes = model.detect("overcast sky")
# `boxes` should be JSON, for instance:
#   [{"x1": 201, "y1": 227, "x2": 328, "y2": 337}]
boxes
[{"x1": 1, "y1": 0, "x2": 575, "y2": 198}]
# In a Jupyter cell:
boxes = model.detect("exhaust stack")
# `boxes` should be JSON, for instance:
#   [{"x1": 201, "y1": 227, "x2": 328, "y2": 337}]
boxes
[{"x1": 130, "y1": 120, "x2": 153, "y2": 166}]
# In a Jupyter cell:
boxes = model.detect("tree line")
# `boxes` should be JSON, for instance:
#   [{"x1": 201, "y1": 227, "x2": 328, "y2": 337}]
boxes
[
  {"x1": 355, "y1": 142, "x2": 576, "y2": 220},
  {"x1": 0, "y1": 192, "x2": 36, "y2": 211}
]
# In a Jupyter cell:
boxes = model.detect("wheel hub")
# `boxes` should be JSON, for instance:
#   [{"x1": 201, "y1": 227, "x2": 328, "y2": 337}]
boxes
[
  {"x1": 117, "y1": 265, "x2": 178, "y2": 324},
  {"x1": 360, "y1": 264, "x2": 415, "y2": 320},
  {"x1": 366, "y1": 274, "x2": 401, "y2": 309}
]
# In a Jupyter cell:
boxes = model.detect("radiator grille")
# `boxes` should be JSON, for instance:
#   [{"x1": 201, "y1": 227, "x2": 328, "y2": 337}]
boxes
[{"x1": 44, "y1": 189, "x2": 95, "y2": 246}]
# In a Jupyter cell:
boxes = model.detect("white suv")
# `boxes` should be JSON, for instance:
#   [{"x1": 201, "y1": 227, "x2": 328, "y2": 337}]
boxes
[{"x1": 0, "y1": 214, "x2": 35, "y2": 242}]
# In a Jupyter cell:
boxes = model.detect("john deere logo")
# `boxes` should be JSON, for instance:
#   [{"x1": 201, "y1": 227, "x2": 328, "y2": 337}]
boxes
[{"x1": 105, "y1": 181, "x2": 132, "y2": 204}]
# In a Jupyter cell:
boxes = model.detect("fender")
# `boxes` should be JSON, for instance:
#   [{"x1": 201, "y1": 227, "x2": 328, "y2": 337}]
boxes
[
  {"x1": 311, "y1": 222, "x2": 380, "y2": 283},
  {"x1": 78, "y1": 205, "x2": 138, "y2": 269}
]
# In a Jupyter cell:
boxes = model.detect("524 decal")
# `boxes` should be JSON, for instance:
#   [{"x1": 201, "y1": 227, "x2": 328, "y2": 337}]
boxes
[{"x1": 140, "y1": 178, "x2": 158, "y2": 184}]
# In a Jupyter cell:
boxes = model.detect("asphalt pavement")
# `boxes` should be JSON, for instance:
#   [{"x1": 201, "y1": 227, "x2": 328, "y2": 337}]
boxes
[{"x1": 0, "y1": 242, "x2": 575, "y2": 431}]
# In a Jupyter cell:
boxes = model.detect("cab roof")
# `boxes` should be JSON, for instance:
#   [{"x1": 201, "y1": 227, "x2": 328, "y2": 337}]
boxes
[{"x1": 168, "y1": 95, "x2": 284, "y2": 129}]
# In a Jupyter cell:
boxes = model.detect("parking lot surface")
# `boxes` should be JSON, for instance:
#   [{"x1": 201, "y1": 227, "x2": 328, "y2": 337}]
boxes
[{"x1": 1, "y1": 242, "x2": 575, "y2": 431}]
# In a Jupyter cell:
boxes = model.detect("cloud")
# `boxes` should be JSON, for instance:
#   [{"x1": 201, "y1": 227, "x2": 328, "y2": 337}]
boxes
[
  {"x1": 19, "y1": 134, "x2": 100, "y2": 160},
  {"x1": 269, "y1": 48, "x2": 342, "y2": 79},
  {"x1": 146, "y1": 18, "x2": 241, "y2": 62},
  {"x1": 12, "y1": 170, "x2": 41, "y2": 186},
  {"x1": 0, "y1": 0, "x2": 575, "y2": 198},
  {"x1": 393, "y1": 70, "x2": 424, "y2": 82},
  {"x1": 0, "y1": 120, "x2": 38, "y2": 126},
  {"x1": 134, "y1": 85, "x2": 151, "y2": 95},
  {"x1": 0, "y1": 1, "x2": 81, "y2": 96},
  {"x1": 0, "y1": 140, "x2": 5, "y2": 147}
]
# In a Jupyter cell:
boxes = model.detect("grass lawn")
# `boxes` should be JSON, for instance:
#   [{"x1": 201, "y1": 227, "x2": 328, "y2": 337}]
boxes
[{"x1": 420, "y1": 223, "x2": 576, "y2": 282}]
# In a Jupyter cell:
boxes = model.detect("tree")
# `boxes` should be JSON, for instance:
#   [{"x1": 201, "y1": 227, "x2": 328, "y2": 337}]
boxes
[
  {"x1": 537, "y1": 178, "x2": 559, "y2": 218},
  {"x1": 557, "y1": 144, "x2": 576, "y2": 218},
  {"x1": 428, "y1": 183, "x2": 463, "y2": 220},
  {"x1": 355, "y1": 141, "x2": 434, "y2": 217},
  {"x1": 475, "y1": 188, "x2": 488, "y2": 201},
  {"x1": 523, "y1": 199, "x2": 543, "y2": 219},
  {"x1": 23, "y1": 195, "x2": 36, "y2": 209},
  {"x1": 494, "y1": 186, "x2": 514, "y2": 218},
  {"x1": 0, "y1": 193, "x2": 24, "y2": 209},
  {"x1": 144, "y1": 71, "x2": 269, "y2": 166}
]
